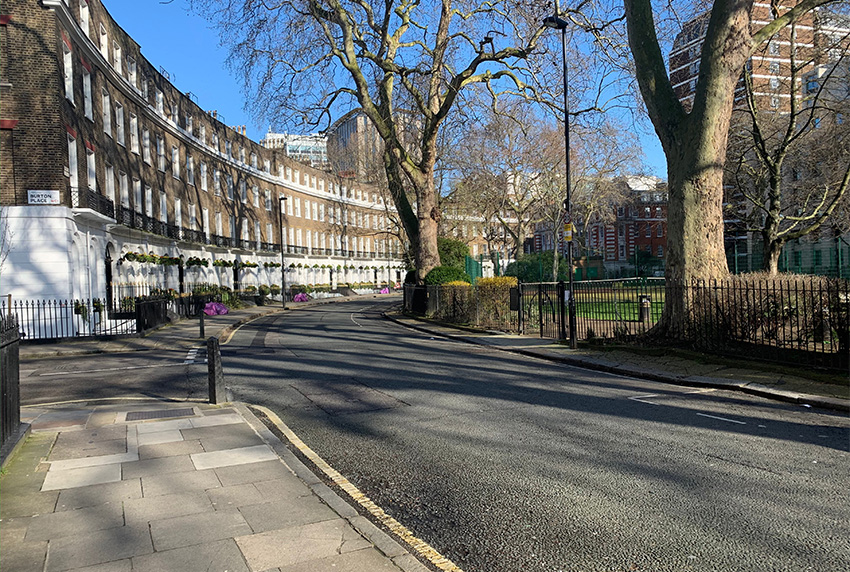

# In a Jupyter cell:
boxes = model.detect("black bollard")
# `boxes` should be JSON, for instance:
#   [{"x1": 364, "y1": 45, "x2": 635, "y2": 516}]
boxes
[{"x1": 207, "y1": 336, "x2": 224, "y2": 404}]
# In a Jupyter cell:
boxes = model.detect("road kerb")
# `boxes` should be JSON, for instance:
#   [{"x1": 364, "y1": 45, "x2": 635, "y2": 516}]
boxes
[{"x1": 247, "y1": 404, "x2": 464, "y2": 572}]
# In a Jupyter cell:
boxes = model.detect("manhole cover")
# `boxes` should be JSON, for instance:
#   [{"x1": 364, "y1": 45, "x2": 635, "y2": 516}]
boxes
[{"x1": 125, "y1": 407, "x2": 195, "y2": 421}]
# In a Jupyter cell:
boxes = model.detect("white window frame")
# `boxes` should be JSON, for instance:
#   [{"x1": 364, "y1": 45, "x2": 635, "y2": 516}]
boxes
[
  {"x1": 157, "y1": 136, "x2": 167, "y2": 170},
  {"x1": 114, "y1": 101, "x2": 125, "y2": 145},
  {"x1": 127, "y1": 56, "x2": 136, "y2": 88},
  {"x1": 129, "y1": 114, "x2": 139, "y2": 153},
  {"x1": 102, "y1": 90, "x2": 111, "y2": 136},
  {"x1": 99, "y1": 24, "x2": 108, "y2": 60},
  {"x1": 187, "y1": 155, "x2": 195, "y2": 186},
  {"x1": 79, "y1": 1, "x2": 89, "y2": 36},
  {"x1": 133, "y1": 178, "x2": 141, "y2": 212},
  {"x1": 174, "y1": 198, "x2": 182, "y2": 229},
  {"x1": 82, "y1": 66, "x2": 92, "y2": 119},
  {"x1": 216, "y1": 211, "x2": 223, "y2": 236},
  {"x1": 171, "y1": 146, "x2": 180, "y2": 179},
  {"x1": 264, "y1": 189, "x2": 271, "y2": 211},
  {"x1": 63, "y1": 41, "x2": 74, "y2": 103},
  {"x1": 105, "y1": 164, "x2": 115, "y2": 203},
  {"x1": 227, "y1": 174, "x2": 234, "y2": 200},
  {"x1": 252, "y1": 185, "x2": 259, "y2": 208},
  {"x1": 156, "y1": 90, "x2": 164, "y2": 115},
  {"x1": 214, "y1": 169, "x2": 221, "y2": 196},
  {"x1": 143, "y1": 129, "x2": 151, "y2": 164},
  {"x1": 86, "y1": 147, "x2": 96, "y2": 191},
  {"x1": 145, "y1": 185, "x2": 153, "y2": 217},
  {"x1": 119, "y1": 171, "x2": 129, "y2": 208},
  {"x1": 240, "y1": 179, "x2": 247, "y2": 204},
  {"x1": 160, "y1": 191, "x2": 168, "y2": 223},
  {"x1": 200, "y1": 162, "x2": 208, "y2": 191},
  {"x1": 203, "y1": 208, "x2": 210, "y2": 239},
  {"x1": 112, "y1": 41, "x2": 122, "y2": 75}
]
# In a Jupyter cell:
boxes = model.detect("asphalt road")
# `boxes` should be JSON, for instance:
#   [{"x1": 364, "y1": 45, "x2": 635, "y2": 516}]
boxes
[
  {"x1": 19, "y1": 299, "x2": 850, "y2": 571},
  {"x1": 19, "y1": 347, "x2": 208, "y2": 405},
  {"x1": 219, "y1": 299, "x2": 850, "y2": 572}
]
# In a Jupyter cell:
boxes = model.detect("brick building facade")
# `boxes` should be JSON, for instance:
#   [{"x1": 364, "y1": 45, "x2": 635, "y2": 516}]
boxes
[{"x1": 0, "y1": 0, "x2": 405, "y2": 302}]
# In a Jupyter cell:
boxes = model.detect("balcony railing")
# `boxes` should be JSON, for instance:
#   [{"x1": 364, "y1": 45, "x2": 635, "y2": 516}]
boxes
[{"x1": 71, "y1": 187, "x2": 116, "y2": 218}]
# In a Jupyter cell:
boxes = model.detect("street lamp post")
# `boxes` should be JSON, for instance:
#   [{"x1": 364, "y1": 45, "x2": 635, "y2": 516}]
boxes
[
  {"x1": 279, "y1": 196, "x2": 288, "y2": 309},
  {"x1": 544, "y1": 4, "x2": 578, "y2": 349}
]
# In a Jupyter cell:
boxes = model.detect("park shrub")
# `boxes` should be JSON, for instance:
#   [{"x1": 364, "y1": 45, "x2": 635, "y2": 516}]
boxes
[
  {"x1": 438, "y1": 237, "x2": 470, "y2": 269},
  {"x1": 475, "y1": 276, "x2": 517, "y2": 330},
  {"x1": 424, "y1": 266, "x2": 471, "y2": 285},
  {"x1": 688, "y1": 273, "x2": 849, "y2": 351}
]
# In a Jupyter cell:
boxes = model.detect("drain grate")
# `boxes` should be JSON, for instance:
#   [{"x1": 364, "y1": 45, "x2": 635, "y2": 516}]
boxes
[{"x1": 125, "y1": 407, "x2": 196, "y2": 421}]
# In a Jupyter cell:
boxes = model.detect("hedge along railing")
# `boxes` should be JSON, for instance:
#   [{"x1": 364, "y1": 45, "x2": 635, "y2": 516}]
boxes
[
  {"x1": 1, "y1": 315, "x2": 21, "y2": 456},
  {"x1": 403, "y1": 278, "x2": 518, "y2": 332}
]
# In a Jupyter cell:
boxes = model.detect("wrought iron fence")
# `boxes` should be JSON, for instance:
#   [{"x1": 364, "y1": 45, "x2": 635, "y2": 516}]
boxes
[
  {"x1": 672, "y1": 277, "x2": 850, "y2": 369},
  {"x1": 0, "y1": 299, "x2": 137, "y2": 340},
  {"x1": 573, "y1": 278, "x2": 665, "y2": 340},
  {"x1": 405, "y1": 276, "x2": 850, "y2": 371},
  {"x1": 1, "y1": 315, "x2": 21, "y2": 454}
]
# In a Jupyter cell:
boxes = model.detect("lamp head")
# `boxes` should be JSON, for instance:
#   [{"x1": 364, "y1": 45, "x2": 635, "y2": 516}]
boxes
[{"x1": 543, "y1": 15, "x2": 568, "y2": 30}]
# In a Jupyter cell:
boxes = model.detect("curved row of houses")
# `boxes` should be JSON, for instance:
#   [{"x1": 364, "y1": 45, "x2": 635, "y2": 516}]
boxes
[{"x1": 0, "y1": 0, "x2": 406, "y2": 303}]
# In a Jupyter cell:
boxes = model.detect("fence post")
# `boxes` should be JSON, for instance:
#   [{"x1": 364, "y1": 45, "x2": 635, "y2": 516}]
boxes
[
  {"x1": 1, "y1": 317, "x2": 22, "y2": 463},
  {"x1": 557, "y1": 281, "x2": 567, "y2": 341},
  {"x1": 517, "y1": 283, "x2": 524, "y2": 335},
  {"x1": 199, "y1": 311, "x2": 205, "y2": 339},
  {"x1": 207, "y1": 336, "x2": 225, "y2": 404},
  {"x1": 537, "y1": 283, "x2": 544, "y2": 339}
]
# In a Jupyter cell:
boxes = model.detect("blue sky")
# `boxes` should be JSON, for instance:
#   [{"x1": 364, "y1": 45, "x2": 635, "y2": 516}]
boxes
[{"x1": 106, "y1": 1, "x2": 668, "y2": 179}]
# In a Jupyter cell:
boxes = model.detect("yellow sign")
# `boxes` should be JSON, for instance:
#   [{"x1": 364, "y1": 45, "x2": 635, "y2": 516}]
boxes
[{"x1": 563, "y1": 223, "x2": 573, "y2": 242}]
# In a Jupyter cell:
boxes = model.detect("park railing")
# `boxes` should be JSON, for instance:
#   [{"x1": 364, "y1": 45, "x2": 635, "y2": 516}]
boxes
[{"x1": 405, "y1": 275, "x2": 850, "y2": 371}]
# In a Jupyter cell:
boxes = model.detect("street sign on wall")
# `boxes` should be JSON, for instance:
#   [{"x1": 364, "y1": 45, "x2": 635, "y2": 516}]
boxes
[{"x1": 27, "y1": 190, "x2": 60, "y2": 205}]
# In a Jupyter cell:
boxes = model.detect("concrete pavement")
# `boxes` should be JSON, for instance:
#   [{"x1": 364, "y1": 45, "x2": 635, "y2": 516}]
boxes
[
  {"x1": 2, "y1": 400, "x2": 429, "y2": 572},
  {"x1": 4, "y1": 294, "x2": 431, "y2": 572}
]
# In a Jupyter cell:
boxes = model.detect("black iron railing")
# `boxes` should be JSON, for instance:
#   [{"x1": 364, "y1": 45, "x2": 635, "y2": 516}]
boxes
[
  {"x1": 1, "y1": 315, "x2": 21, "y2": 454},
  {"x1": 0, "y1": 299, "x2": 137, "y2": 341},
  {"x1": 71, "y1": 187, "x2": 115, "y2": 218},
  {"x1": 406, "y1": 276, "x2": 850, "y2": 371}
]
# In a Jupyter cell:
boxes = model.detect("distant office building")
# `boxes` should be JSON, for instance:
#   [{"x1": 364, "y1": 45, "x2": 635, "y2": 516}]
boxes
[{"x1": 259, "y1": 131, "x2": 328, "y2": 170}]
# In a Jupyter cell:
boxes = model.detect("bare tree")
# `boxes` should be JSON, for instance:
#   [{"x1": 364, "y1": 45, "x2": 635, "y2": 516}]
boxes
[
  {"x1": 193, "y1": 0, "x2": 585, "y2": 281},
  {"x1": 0, "y1": 206, "x2": 13, "y2": 275},
  {"x1": 624, "y1": 0, "x2": 839, "y2": 333},
  {"x1": 726, "y1": 20, "x2": 850, "y2": 274}
]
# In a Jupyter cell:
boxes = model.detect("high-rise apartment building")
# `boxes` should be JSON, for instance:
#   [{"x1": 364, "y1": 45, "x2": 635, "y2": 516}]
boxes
[{"x1": 669, "y1": 4, "x2": 850, "y2": 112}]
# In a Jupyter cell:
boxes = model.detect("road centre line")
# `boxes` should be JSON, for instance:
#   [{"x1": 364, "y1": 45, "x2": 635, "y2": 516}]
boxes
[
  {"x1": 628, "y1": 394, "x2": 662, "y2": 405},
  {"x1": 696, "y1": 412, "x2": 747, "y2": 425}
]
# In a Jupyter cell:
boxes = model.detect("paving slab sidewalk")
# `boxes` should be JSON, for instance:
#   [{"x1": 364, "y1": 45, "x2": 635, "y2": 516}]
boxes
[
  {"x1": 1, "y1": 400, "x2": 428, "y2": 572},
  {"x1": 386, "y1": 312, "x2": 849, "y2": 413}
]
